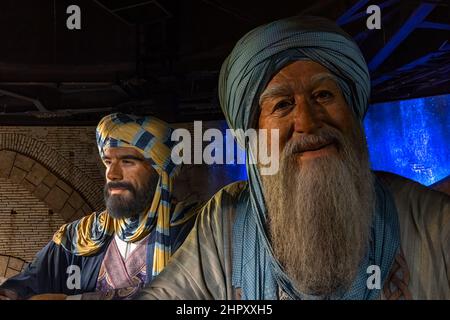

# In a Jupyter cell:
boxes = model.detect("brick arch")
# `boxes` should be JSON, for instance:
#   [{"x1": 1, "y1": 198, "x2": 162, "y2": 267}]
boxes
[
  {"x1": 0, "y1": 150, "x2": 94, "y2": 222},
  {"x1": 0, "y1": 254, "x2": 27, "y2": 281},
  {"x1": 0, "y1": 134, "x2": 104, "y2": 221}
]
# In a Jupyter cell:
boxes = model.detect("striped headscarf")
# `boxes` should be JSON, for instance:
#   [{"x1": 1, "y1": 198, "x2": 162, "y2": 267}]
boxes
[
  {"x1": 219, "y1": 16, "x2": 400, "y2": 299},
  {"x1": 53, "y1": 113, "x2": 184, "y2": 278}
]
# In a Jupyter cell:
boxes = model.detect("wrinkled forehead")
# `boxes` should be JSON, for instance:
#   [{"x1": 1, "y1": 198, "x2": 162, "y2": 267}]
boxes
[
  {"x1": 272, "y1": 60, "x2": 336, "y2": 83},
  {"x1": 267, "y1": 71, "x2": 339, "y2": 89},
  {"x1": 259, "y1": 67, "x2": 341, "y2": 105}
]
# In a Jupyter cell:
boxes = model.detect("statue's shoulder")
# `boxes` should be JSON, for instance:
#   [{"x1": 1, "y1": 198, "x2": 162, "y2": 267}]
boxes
[
  {"x1": 374, "y1": 170, "x2": 449, "y2": 201},
  {"x1": 196, "y1": 180, "x2": 248, "y2": 226},
  {"x1": 52, "y1": 211, "x2": 105, "y2": 245},
  {"x1": 374, "y1": 170, "x2": 449, "y2": 237},
  {"x1": 212, "y1": 180, "x2": 248, "y2": 210},
  {"x1": 218, "y1": 180, "x2": 248, "y2": 198}
]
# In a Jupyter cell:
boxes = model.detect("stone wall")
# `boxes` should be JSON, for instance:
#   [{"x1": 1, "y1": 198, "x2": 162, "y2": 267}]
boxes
[
  {"x1": 0, "y1": 127, "x2": 105, "y2": 187},
  {"x1": 0, "y1": 178, "x2": 67, "y2": 261},
  {"x1": 0, "y1": 254, "x2": 27, "y2": 279},
  {"x1": 0, "y1": 127, "x2": 105, "y2": 212},
  {"x1": 0, "y1": 151, "x2": 95, "y2": 222},
  {"x1": 0, "y1": 126, "x2": 105, "y2": 263}
]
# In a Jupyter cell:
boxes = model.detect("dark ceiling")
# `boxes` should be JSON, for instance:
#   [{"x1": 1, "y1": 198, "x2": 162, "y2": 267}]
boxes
[{"x1": 0, "y1": 0, "x2": 448, "y2": 125}]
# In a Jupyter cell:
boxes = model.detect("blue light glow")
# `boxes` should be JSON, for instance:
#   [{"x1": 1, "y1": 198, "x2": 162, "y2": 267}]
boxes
[
  {"x1": 206, "y1": 121, "x2": 248, "y2": 186},
  {"x1": 364, "y1": 94, "x2": 450, "y2": 186}
]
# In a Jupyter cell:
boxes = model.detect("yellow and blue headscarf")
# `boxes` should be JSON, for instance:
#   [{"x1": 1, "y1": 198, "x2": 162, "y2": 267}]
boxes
[{"x1": 53, "y1": 113, "x2": 190, "y2": 278}]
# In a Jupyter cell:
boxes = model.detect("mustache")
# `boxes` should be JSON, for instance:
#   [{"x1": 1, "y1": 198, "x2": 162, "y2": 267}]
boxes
[
  {"x1": 283, "y1": 127, "x2": 343, "y2": 155},
  {"x1": 105, "y1": 181, "x2": 135, "y2": 194}
]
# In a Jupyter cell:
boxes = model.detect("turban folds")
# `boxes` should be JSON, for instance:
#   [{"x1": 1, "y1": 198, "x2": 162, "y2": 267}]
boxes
[
  {"x1": 53, "y1": 113, "x2": 188, "y2": 279},
  {"x1": 219, "y1": 15, "x2": 370, "y2": 148}
]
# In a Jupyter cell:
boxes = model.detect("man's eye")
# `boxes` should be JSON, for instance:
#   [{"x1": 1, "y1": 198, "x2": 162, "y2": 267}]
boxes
[
  {"x1": 122, "y1": 160, "x2": 135, "y2": 165},
  {"x1": 313, "y1": 90, "x2": 334, "y2": 102},
  {"x1": 104, "y1": 160, "x2": 111, "y2": 166},
  {"x1": 273, "y1": 99, "x2": 294, "y2": 111}
]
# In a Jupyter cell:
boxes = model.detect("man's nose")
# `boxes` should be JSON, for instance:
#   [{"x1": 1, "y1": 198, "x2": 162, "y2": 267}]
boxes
[
  {"x1": 106, "y1": 162, "x2": 123, "y2": 181},
  {"x1": 292, "y1": 97, "x2": 322, "y2": 134}
]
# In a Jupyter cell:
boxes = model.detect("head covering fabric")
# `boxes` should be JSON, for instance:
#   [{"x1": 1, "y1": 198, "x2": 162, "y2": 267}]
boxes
[
  {"x1": 218, "y1": 16, "x2": 400, "y2": 299},
  {"x1": 219, "y1": 15, "x2": 371, "y2": 148},
  {"x1": 53, "y1": 113, "x2": 184, "y2": 279}
]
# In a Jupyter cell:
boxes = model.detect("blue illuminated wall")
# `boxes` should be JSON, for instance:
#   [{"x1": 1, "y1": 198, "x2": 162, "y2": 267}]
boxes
[
  {"x1": 364, "y1": 94, "x2": 450, "y2": 186},
  {"x1": 206, "y1": 120, "x2": 248, "y2": 186}
]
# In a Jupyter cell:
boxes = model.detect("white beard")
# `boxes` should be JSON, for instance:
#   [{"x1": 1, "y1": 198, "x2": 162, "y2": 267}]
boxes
[{"x1": 261, "y1": 124, "x2": 375, "y2": 297}]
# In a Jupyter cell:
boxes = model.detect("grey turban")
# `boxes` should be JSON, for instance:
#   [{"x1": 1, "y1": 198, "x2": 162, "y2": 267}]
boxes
[{"x1": 218, "y1": 15, "x2": 370, "y2": 148}]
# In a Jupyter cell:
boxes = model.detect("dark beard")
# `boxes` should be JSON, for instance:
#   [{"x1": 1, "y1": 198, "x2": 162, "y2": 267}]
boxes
[
  {"x1": 104, "y1": 175, "x2": 159, "y2": 219},
  {"x1": 261, "y1": 123, "x2": 375, "y2": 297}
]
